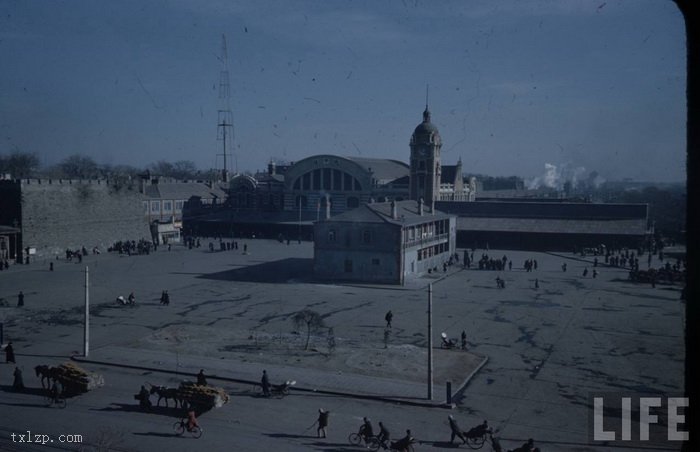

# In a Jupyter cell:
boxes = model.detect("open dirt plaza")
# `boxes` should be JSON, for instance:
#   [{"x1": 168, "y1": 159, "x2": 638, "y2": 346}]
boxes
[{"x1": 0, "y1": 239, "x2": 685, "y2": 451}]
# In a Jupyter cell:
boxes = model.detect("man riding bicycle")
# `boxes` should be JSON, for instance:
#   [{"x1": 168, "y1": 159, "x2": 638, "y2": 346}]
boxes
[
  {"x1": 377, "y1": 422, "x2": 390, "y2": 449},
  {"x1": 358, "y1": 417, "x2": 374, "y2": 442},
  {"x1": 186, "y1": 407, "x2": 199, "y2": 431}
]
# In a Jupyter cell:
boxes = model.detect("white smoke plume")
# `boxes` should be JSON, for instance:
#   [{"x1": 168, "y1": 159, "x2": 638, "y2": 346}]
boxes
[{"x1": 527, "y1": 163, "x2": 591, "y2": 191}]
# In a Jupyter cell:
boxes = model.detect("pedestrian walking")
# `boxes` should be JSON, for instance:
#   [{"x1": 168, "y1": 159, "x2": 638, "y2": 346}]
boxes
[
  {"x1": 448, "y1": 415, "x2": 467, "y2": 444},
  {"x1": 5, "y1": 341, "x2": 15, "y2": 363},
  {"x1": 13, "y1": 367, "x2": 24, "y2": 391},
  {"x1": 461, "y1": 330, "x2": 467, "y2": 350},
  {"x1": 17, "y1": 291, "x2": 24, "y2": 307},
  {"x1": 583, "y1": 268, "x2": 588, "y2": 277},
  {"x1": 385, "y1": 310, "x2": 393, "y2": 328},
  {"x1": 317, "y1": 409, "x2": 329, "y2": 438},
  {"x1": 535, "y1": 278, "x2": 539, "y2": 289},
  {"x1": 261, "y1": 370, "x2": 270, "y2": 397},
  {"x1": 197, "y1": 369, "x2": 207, "y2": 386},
  {"x1": 49, "y1": 262, "x2": 54, "y2": 271}
]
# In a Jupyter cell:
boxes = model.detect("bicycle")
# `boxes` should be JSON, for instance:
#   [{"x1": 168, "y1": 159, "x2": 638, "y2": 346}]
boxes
[
  {"x1": 44, "y1": 391, "x2": 66, "y2": 409},
  {"x1": 172, "y1": 419, "x2": 203, "y2": 438},
  {"x1": 349, "y1": 432, "x2": 375, "y2": 447}
]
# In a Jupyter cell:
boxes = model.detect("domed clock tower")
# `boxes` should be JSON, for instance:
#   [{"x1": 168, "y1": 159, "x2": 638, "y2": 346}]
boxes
[{"x1": 409, "y1": 105, "x2": 442, "y2": 203}]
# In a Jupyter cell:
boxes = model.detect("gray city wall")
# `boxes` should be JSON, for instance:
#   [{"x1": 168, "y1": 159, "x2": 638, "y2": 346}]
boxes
[{"x1": 19, "y1": 179, "x2": 151, "y2": 257}]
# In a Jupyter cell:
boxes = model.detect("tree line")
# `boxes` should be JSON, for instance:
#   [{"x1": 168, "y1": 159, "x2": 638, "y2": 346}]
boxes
[{"x1": 0, "y1": 151, "x2": 216, "y2": 180}]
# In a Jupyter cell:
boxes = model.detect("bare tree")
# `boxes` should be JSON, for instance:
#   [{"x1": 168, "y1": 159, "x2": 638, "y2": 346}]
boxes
[
  {"x1": 150, "y1": 160, "x2": 198, "y2": 179},
  {"x1": 292, "y1": 309, "x2": 325, "y2": 350},
  {"x1": 0, "y1": 151, "x2": 40, "y2": 178},
  {"x1": 59, "y1": 154, "x2": 100, "y2": 179}
]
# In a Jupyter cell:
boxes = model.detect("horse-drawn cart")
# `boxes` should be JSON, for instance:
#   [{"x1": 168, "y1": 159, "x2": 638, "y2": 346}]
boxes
[
  {"x1": 36, "y1": 362, "x2": 104, "y2": 395},
  {"x1": 177, "y1": 381, "x2": 229, "y2": 409}
]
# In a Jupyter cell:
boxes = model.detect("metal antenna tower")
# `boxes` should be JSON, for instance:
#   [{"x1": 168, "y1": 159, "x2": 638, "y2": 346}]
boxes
[{"x1": 217, "y1": 34, "x2": 234, "y2": 180}]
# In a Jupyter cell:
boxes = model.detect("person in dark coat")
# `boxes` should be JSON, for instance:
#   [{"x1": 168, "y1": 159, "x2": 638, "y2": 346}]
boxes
[
  {"x1": 137, "y1": 385, "x2": 151, "y2": 410},
  {"x1": 385, "y1": 311, "x2": 393, "y2": 328},
  {"x1": 317, "y1": 409, "x2": 329, "y2": 438},
  {"x1": 448, "y1": 415, "x2": 467, "y2": 444},
  {"x1": 5, "y1": 341, "x2": 15, "y2": 363},
  {"x1": 461, "y1": 330, "x2": 467, "y2": 350},
  {"x1": 261, "y1": 370, "x2": 271, "y2": 397},
  {"x1": 197, "y1": 369, "x2": 207, "y2": 386},
  {"x1": 17, "y1": 291, "x2": 24, "y2": 307},
  {"x1": 13, "y1": 367, "x2": 24, "y2": 391}
]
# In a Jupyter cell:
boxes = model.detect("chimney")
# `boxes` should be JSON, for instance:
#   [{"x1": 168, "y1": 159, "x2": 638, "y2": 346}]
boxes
[
  {"x1": 325, "y1": 194, "x2": 331, "y2": 219},
  {"x1": 419, "y1": 198, "x2": 424, "y2": 216},
  {"x1": 391, "y1": 200, "x2": 397, "y2": 220},
  {"x1": 268, "y1": 160, "x2": 276, "y2": 176}
]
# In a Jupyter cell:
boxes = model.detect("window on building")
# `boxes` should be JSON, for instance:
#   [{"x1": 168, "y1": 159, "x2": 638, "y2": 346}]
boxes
[
  {"x1": 293, "y1": 178, "x2": 301, "y2": 190},
  {"x1": 354, "y1": 179, "x2": 361, "y2": 191},
  {"x1": 323, "y1": 168, "x2": 331, "y2": 190},
  {"x1": 419, "y1": 161, "x2": 426, "y2": 170},
  {"x1": 371, "y1": 258, "x2": 380, "y2": 266},
  {"x1": 175, "y1": 200, "x2": 184, "y2": 211},
  {"x1": 344, "y1": 173, "x2": 353, "y2": 191},
  {"x1": 362, "y1": 230, "x2": 371, "y2": 244},
  {"x1": 312, "y1": 169, "x2": 321, "y2": 190},
  {"x1": 163, "y1": 201, "x2": 172, "y2": 212},
  {"x1": 333, "y1": 169, "x2": 342, "y2": 190},
  {"x1": 328, "y1": 229, "x2": 336, "y2": 243},
  {"x1": 150, "y1": 200, "x2": 160, "y2": 213},
  {"x1": 344, "y1": 259, "x2": 353, "y2": 273},
  {"x1": 303, "y1": 172, "x2": 311, "y2": 190}
]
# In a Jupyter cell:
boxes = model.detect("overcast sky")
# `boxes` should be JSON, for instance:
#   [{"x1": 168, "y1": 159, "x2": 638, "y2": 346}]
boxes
[{"x1": 0, "y1": 0, "x2": 686, "y2": 183}]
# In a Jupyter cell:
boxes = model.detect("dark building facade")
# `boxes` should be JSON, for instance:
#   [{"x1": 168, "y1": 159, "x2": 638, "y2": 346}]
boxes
[
  {"x1": 314, "y1": 200, "x2": 456, "y2": 284},
  {"x1": 436, "y1": 201, "x2": 649, "y2": 250}
]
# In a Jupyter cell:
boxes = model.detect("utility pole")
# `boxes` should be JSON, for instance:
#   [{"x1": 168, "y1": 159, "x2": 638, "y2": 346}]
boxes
[
  {"x1": 428, "y1": 283, "x2": 433, "y2": 400},
  {"x1": 217, "y1": 34, "x2": 234, "y2": 181},
  {"x1": 84, "y1": 266, "x2": 89, "y2": 357},
  {"x1": 298, "y1": 197, "x2": 302, "y2": 244}
]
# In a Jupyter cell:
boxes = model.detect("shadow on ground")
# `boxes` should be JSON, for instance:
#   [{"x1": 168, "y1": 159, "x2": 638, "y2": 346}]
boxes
[
  {"x1": 95, "y1": 403, "x2": 183, "y2": 417},
  {"x1": 193, "y1": 258, "x2": 314, "y2": 284}
]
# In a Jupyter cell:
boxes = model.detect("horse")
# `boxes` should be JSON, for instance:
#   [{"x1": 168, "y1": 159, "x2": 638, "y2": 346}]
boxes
[
  {"x1": 149, "y1": 384, "x2": 181, "y2": 408},
  {"x1": 34, "y1": 365, "x2": 59, "y2": 388}
]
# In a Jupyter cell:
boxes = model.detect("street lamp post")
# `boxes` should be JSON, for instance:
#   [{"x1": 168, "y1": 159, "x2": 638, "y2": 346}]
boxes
[
  {"x1": 84, "y1": 266, "x2": 89, "y2": 357},
  {"x1": 428, "y1": 283, "x2": 433, "y2": 400}
]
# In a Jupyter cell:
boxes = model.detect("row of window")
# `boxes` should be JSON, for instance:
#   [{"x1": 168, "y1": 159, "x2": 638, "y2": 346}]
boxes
[
  {"x1": 292, "y1": 169, "x2": 362, "y2": 192},
  {"x1": 295, "y1": 195, "x2": 360, "y2": 209},
  {"x1": 328, "y1": 229, "x2": 372, "y2": 244},
  {"x1": 416, "y1": 242, "x2": 450, "y2": 261},
  {"x1": 143, "y1": 200, "x2": 186, "y2": 215},
  {"x1": 405, "y1": 219, "x2": 450, "y2": 242}
]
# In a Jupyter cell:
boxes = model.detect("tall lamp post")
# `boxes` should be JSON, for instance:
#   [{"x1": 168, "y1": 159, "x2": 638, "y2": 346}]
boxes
[
  {"x1": 84, "y1": 266, "x2": 89, "y2": 357},
  {"x1": 298, "y1": 196, "x2": 302, "y2": 244},
  {"x1": 427, "y1": 283, "x2": 433, "y2": 400}
]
